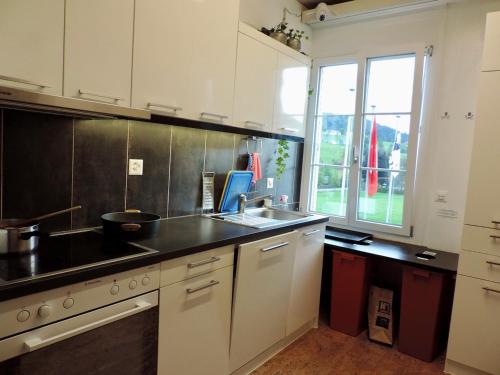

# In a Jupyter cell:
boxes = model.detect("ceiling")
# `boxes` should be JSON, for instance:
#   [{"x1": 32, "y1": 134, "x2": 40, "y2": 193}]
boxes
[{"x1": 296, "y1": 0, "x2": 353, "y2": 9}]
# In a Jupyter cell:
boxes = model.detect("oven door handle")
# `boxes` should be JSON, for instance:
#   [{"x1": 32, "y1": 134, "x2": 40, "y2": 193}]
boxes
[{"x1": 24, "y1": 300, "x2": 152, "y2": 352}]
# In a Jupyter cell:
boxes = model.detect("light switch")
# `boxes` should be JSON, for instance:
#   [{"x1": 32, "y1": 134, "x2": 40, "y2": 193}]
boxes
[
  {"x1": 267, "y1": 178, "x2": 274, "y2": 189},
  {"x1": 129, "y1": 159, "x2": 143, "y2": 176}
]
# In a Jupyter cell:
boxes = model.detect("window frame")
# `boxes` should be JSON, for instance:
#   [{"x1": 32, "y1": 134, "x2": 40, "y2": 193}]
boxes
[{"x1": 302, "y1": 44, "x2": 425, "y2": 236}]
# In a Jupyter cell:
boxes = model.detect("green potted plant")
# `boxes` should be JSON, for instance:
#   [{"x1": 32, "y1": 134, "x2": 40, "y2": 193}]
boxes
[
  {"x1": 275, "y1": 139, "x2": 290, "y2": 180},
  {"x1": 268, "y1": 22, "x2": 288, "y2": 45},
  {"x1": 286, "y1": 29, "x2": 308, "y2": 51}
]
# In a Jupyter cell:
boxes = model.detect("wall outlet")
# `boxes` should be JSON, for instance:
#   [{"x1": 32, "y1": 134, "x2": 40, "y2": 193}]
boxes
[
  {"x1": 129, "y1": 159, "x2": 143, "y2": 176},
  {"x1": 267, "y1": 178, "x2": 274, "y2": 189}
]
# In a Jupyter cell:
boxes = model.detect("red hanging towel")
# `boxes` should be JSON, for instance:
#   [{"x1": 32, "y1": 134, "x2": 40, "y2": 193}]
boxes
[
  {"x1": 368, "y1": 116, "x2": 378, "y2": 196},
  {"x1": 250, "y1": 153, "x2": 262, "y2": 184}
]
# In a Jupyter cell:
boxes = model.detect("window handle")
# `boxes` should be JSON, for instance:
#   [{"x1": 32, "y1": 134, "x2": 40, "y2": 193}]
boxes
[{"x1": 352, "y1": 145, "x2": 359, "y2": 164}]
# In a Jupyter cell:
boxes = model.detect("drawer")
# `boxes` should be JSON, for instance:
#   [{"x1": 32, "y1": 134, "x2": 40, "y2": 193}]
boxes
[
  {"x1": 462, "y1": 225, "x2": 500, "y2": 256},
  {"x1": 447, "y1": 275, "x2": 500, "y2": 375},
  {"x1": 160, "y1": 245, "x2": 234, "y2": 287},
  {"x1": 459, "y1": 250, "x2": 500, "y2": 283}
]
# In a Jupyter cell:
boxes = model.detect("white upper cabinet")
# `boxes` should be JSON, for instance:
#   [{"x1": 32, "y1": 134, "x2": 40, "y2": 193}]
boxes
[
  {"x1": 132, "y1": 0, "x2": 191, "y2": 115},
  {"x1": 133, "y1": 0, "x2": 238, "y2": 122},
  {"x1": 184, "y1": 0, "x2": 239, "y2": 123},
  {"x1": 233, "y1": 33, "x2": 278, "y2": 132},
  {"x1": 0, "y1": 0, "x2": 64, "y2": 95},
  {"x1": 463, "y1": 71, "x2": 500, "y2": 228},
  {"x1": 64, "y1": 0, "x2": 134, "y2": 106},
  {"x1": 273, "y1": 53, "x2": 310, "y2": 138},
  {"x1": 482, "y1": 11, "x2": 500, "y2": 72}
]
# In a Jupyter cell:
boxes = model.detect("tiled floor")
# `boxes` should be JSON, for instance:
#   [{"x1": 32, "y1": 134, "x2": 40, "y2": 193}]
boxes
[{"x1": 252, "y1": 322, "x2": 445, "y2": 375}]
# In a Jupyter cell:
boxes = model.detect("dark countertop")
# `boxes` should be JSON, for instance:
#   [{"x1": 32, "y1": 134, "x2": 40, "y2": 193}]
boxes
[
  {"x1": 325, "y1": 237, "x2": 459, "y2": 273},
  {"x1": 0, "y1": 214, "x2": 328, "y2": 301}
]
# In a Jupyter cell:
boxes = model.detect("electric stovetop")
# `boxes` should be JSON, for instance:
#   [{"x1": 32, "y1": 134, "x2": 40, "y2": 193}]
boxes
[{"x1": 0, "y1": 230, "x2": 156, "y2": 285}]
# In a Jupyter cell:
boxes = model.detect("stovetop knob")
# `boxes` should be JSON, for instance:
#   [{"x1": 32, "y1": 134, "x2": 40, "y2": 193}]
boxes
[
  {"x1": 17, "y1": 309, "x2": 30, "y2": 322},
  {"x1": 38, "y1": 304, "x2": 51, "y2": 319}
]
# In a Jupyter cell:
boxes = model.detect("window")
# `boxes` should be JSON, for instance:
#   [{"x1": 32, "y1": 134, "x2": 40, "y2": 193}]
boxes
[{"x1": 308, "y1": 50, "x2": 425, "y2": 235}]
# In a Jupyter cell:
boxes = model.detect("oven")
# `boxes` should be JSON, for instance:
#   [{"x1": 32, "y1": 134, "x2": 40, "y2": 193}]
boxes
[{"x1": 0, "y1": 264, "x2": 160, "y2": 375}]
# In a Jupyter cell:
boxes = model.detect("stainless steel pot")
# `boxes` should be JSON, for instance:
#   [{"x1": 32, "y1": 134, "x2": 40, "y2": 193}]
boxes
[{"x1": 0, "y1": 220, "x2": 40, "y2": 255}]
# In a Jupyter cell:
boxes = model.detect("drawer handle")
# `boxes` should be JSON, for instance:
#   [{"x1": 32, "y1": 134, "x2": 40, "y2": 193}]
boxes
[
  {"x1": 200, "y1": 112, "x2": 228, "y2": 122},
  {"x1": 245, "y1": 121, "x2": 266, "y2": 129},
  {"x1": 280, "y1": 127, "x2": 299, "y2": 133},
  {"x1": 78, "y1": 89, "x2": 123, "y2": 102},
  {"x1": 186, "y1": 280, "x2": 219, "y2": 294},
  {"x1": 187, "y1": 256, "x2": 221, "y2": 269},
  {"x1": 147, "y1": 102, "x2": 182, "y2": 114},
  {"x1": 486, "y1": 261, "x2": 500, "y2": 267},
  {"x1": 492, "y1": 220, "x2": 500, "y2": 225},
  {"x1": 483, "y1": 287, "x2": 500, "y2": 294},
  {"x1": 304, "y1": 229, "x2": 321, "y2": 237},
  {"x1": 490, "y1": 235, "x2": 500, "y2": 240},
  {"x1": 261, "y1": 242, "x2": 289, "y2": 252}
]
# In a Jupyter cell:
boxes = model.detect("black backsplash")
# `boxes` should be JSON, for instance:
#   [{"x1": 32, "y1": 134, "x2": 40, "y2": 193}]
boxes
[{"x1": 0, "y1": 109, "x2": 303, "y2": 231}]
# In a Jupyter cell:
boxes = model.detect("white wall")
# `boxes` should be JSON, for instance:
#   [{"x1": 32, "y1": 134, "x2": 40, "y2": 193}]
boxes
[
  {"x1": 311, "y1": 0, "x2": 500, "y2": 252},
  {"x1": 239, "y1": 0, "x2": 313, "y2": 54}
]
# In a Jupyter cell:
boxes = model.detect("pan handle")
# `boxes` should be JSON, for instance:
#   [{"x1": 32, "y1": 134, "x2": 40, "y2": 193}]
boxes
[{"x1": 121, "y1": 223, "x2": 142, "y2": 232}]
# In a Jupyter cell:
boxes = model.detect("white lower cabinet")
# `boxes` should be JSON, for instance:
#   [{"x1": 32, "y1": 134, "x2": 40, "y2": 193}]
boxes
[
  {"x1": 286, "y1": 224, "x2": 325, "y2": 335},
  {"x1": 158, "y1": 266, "x2": 233, "y2": 375},
  {"x1": 229, "y1": 231, "x2": 298, "y2": 372},
  {"x1": 447, "y1": 275, "x2": 500, "y2": 375}
]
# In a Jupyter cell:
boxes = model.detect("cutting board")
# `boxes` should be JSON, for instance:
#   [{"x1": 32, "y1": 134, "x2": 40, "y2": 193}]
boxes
[{"x1": 218, "y1": 171, "x2": 254, "y2": 213}]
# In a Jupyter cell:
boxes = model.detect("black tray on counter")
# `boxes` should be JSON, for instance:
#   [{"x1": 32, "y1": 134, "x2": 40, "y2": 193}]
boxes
[{"x1": 325, "y1": 226, "x2": 373, "y2": 244}]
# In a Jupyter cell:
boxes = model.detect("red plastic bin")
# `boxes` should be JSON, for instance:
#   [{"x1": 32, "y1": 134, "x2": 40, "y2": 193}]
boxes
[
  {"x1": 399, "y1": 266, "x2": 449, "y2": 362},
  {"x1": 330, "y1": 250, "x2": 371, "y2": 336}
]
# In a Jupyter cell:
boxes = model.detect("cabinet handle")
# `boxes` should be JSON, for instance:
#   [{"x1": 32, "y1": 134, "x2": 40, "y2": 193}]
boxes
[
  {"x1": 245, "y1": 121, "x2": 266, "y2": 129},
  {"x1": 280, "y1": 127, "x2": 299, "y2": 133},
  {"x1": 304, "y1": 229, "x2": 321, "y2": 237},
  {"x1": 0, "y1": 74, "x2": 50, "y2": 89},
  {"x1": 490, "y1": 235, "x2": 500, "y2": 240},
  {"x1": 147, "y1": 102, "x2": 182, "y2": 114},
  {"x1": 187, "y1": 256, "x2": 221, "y2": 269},
  {"x1": 78, "y1": 89, "x2": 123, "y2": 102},
  {"x1": 200, "y1": 112, "x2": 228, "y2": 122},
  {"x1": 483, "y1": 287, "x2": 500, "y2": 294},
  {"x1": 492, "y1": 220, "x2": 500, "y2": 225},
  {"x1": 186, "y1": 280, "x2": 219, "y2": 294},
  {"x1": 486, "y1": 261, "x2": 500, "y2": 267},
  {"x1": 261, "y1": 242, "x2": 289, "y2": 252}
]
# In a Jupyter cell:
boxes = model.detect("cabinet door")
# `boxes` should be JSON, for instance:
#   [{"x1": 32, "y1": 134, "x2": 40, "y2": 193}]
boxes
[
  {"x1": 132, "y1": 0, "x2": 191, "y2": 114},
  {"x1": 286, "y1": 224, "x2": 325, "y2": 335},
  {"x1": 273, "y1": 53, "x2": 310, "y2": 138},
  {"x1": 230, "y1": 231, "x2": 297, "y2": 372},
  {"x1": 0, "y1": 0, "x2": 64, "y2": 95},
  {"x1": 482, "y1": 12, "x2": 500, "y2": 72},
  {"x1": 158, "y1": 266, "x2": 233, "y2": 375},
  {"x1": 233, "y1": 33, "x2": 278, "y2": 132},
  {"x1": 64, "y1": 0, "x2": 134, "y2": 106},
  {"x1": 447, "y1": 275, "x2": 500, "y2": 375},
  {"x1": 463, "y1": 72, "x2": 500, "y2": 228},
  {"x1": 184, "y1": 0, "x2": 239, "y2": 123}
]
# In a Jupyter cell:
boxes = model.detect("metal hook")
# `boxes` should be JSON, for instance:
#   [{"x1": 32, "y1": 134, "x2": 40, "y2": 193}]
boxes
[
  {"x1": 441, "y1": 111, "x2": 450, "y2": 119},
  {"x1": 465, "y1": 112, "x2": 474, "y2": 120}
]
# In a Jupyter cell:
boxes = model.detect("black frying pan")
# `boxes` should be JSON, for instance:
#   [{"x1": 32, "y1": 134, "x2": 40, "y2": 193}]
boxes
[{"x1": 101, "y1": 212, "x2": 161, "y2": 240}]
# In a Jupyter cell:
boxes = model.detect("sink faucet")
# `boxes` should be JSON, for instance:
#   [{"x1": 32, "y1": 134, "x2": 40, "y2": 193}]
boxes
[{"x1": 238, "y1": 193, "x2": 272, "y2": 214}]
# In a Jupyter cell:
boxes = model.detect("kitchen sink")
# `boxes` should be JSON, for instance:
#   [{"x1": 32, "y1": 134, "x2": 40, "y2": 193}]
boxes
[{"x1": 208, "y1": 208, "x2": 310, "y2": 229}]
